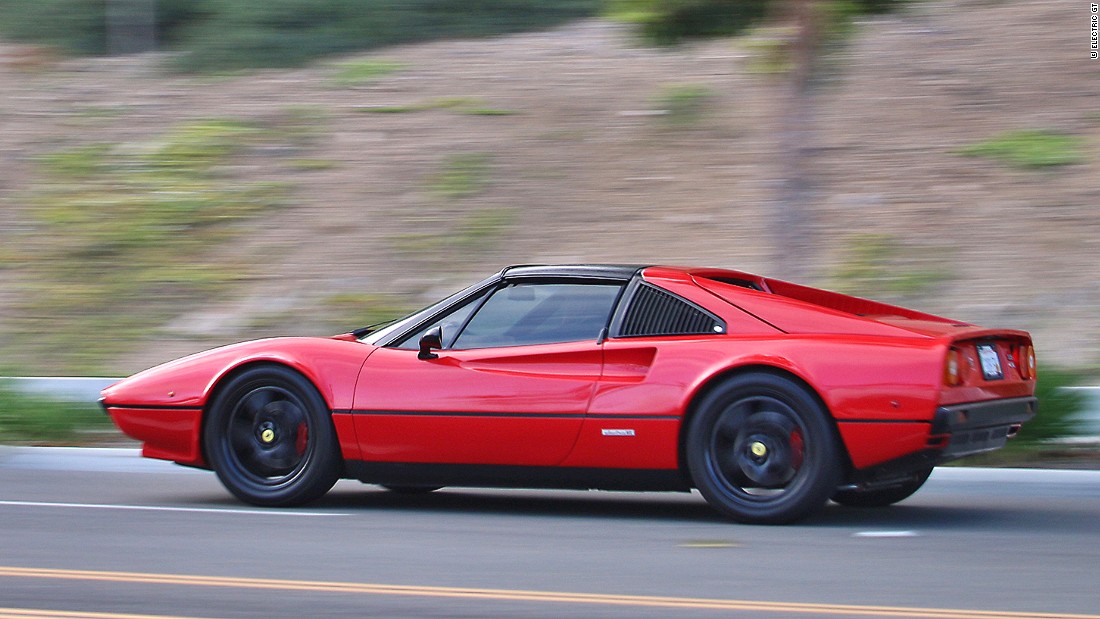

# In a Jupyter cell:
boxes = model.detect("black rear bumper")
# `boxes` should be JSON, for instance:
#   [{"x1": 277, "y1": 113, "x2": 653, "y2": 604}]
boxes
[
  {"x1": 844, "y1": 396, "x2": 1037, "y2": 490},
  {"x1": 932, "y1": 396, "x2": 1038, "y2": 459}
]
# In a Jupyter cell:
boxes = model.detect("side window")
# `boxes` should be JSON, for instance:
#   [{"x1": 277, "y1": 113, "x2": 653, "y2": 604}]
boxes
[
  {"x1": 452, "y1": 283, "x2": 622, "y2": 349},
  {"x1": 618, "y1": 283, "x2": 725, "y2": 337}
]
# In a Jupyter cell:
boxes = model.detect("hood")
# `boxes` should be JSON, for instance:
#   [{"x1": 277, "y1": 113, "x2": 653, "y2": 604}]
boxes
[{"x1": 100, "y1": 336, "x2": 374, "y2": 409}]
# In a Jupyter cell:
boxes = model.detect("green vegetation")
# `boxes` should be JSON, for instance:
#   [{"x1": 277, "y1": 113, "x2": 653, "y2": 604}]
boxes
[
  {"x1": 460, "y1": 107, "x2": 519, "y2": 116},
  {"x1": 454, "y1": 208, "x2": 517, "y2": 248},
  {"x1": 607, "y1": 0, "x2": 907, "y2": 46},
  {"x1": 0, "y1": 0, "x2": 601, "y2": 72},
  {"x1": 742, "y1": 26, "x2": 796, "y2": 74},
  {"x1": 0, "y1": 382, "x2": 118, "y2": 445},
  {"x1": 1012, "y1": 368, "x2": 1087, "y2": 447},
  {"x1": 329, "y1": 59, "x2": 403, "y2": 87},
  {"x1": 429, "y1": 153, "x2": 492, "y2": 199},
  {"x1": 607, "y1": 0, "x2": 771, "y2": 45},
  {"x1": 958, "y1": 130, "x2": 1086, "y2": 169},
  {"x1": 288, "y1": 158, "x2": 338, "y2": 171},
  {"x1": 358, "y1": 97, "x2": 517, "y2": 116},
  {"x1": 276, "y1": 105, "x2": 332, "y2": 147},
  {"x1": 359, "y1": 105, "x2": 434, "y2": 114},
  {"x1": 319, "y1": 293, "x2": 414, "y2": 330},
  {"x1": 829, "y1": 234, "x2": 948, "y2": 299},
  {"x1": 652, "y1": 84, "x2": 714, "y2": 127},
  {"x1": 961, "y1": 368, "x2": 1093, "y2": 466},
  {"x1": 4, "y1": 119, "x2": 291, "y2": 373}
]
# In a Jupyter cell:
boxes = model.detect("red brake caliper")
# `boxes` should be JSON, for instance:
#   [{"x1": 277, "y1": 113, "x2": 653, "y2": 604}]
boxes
[
  {"x1": 790, "y1": 429, "x2": 805, "y2": 470},
  {"x1": 295, "y1": 423, "x2": 309, "y2": 455}
]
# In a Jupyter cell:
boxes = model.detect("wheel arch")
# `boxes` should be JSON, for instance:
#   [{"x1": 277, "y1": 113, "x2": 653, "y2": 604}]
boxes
[
  {"x1": 677, "y1": 364, "x2": 854, "y2": 482},
  {"x1": 200, "y1": 360, "x2": 335, "y2": 466}
]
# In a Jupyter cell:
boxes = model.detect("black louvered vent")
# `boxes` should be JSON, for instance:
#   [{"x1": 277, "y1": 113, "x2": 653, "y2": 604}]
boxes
[{"x1": 620, "y1": 284, "x2": 723, "y2": 337}]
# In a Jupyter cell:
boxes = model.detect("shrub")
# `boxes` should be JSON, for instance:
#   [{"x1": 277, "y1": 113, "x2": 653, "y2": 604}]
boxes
[
  {"x1": 828, "y1": 234, "x2": 948, "y2": 300},
  {"x1": 329, "y1": 59, "x2": 403, "y2": 87},
  {"x1": 653, "y1": 83, "x2": 713, "y2": 127},
  {"x1": 0, "y1": 0, "x2": 601, "y2": 71},
  {"x1": 958, "y1": 130, "x2": 1086, "y2": 169},
  {"x1": 1010, "y1": 368, "x2": 1088, "y2": 447},
  {"x1": 0, "y1": 0, "x2": 206, "y2": 55},
  {"x1": 0, "y1": 382, "x2": 116, "y2": 445},
  {"x1": 606, "y1": 0, "x2": 910, "y2": 46},
  {"x1": 607, "y1": 0, "x2": 770, "y2": 44},
  {"x1": 429, "y1": 153, "x2": 492, "y2": 198}
]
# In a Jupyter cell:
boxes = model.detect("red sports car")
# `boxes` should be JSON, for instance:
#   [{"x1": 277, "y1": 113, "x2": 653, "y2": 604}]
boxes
[{"x1": 100, "y1": 265, "x2": 1037, "y2": 524}]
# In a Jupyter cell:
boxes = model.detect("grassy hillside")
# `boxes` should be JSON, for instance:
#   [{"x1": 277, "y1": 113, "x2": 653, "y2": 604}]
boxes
[{"x1": 0, "y1": 0, "x2": 1097, "y2": 376}]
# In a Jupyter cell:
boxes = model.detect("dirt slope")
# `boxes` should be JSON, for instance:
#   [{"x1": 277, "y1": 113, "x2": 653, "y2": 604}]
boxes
[{"x1": 1, "y1": 0, "x2": 1097, "y2": 374}]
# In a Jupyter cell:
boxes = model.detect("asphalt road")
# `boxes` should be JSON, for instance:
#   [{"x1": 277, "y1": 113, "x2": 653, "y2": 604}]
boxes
[{"x1": 1, "y1": 448, "x2": 1098, "y2": 619}]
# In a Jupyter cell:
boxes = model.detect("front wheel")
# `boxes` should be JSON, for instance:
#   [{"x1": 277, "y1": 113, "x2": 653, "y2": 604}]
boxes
[
  {"x1": 685, "y1": 373, "x2": 843, "y2": 524},
  {"x1": 204, "y1": 366, "x2": 341, "y2": 506}
]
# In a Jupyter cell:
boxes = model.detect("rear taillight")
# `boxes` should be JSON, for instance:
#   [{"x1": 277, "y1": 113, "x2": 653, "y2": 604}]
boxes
[
  {"x1": 1020, "y1": 345, "x2": 1037, "y2": 380},
  {"x1": 944, "y1": 348, "x2": 961, "y2": 386}
]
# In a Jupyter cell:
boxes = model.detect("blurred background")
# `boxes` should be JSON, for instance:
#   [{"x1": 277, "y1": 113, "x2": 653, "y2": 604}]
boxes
[{"x1": 0, "y1": 0, "x2": 1097, "y2": 454}]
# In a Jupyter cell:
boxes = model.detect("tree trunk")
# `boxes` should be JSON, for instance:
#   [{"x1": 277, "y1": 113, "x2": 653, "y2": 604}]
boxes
[
  {"x1": 106, "y1": 0, "x2": 157, "y2": 55},
  {"x1": 771, "y1": 0, "x2": 820, "y2": 281}
]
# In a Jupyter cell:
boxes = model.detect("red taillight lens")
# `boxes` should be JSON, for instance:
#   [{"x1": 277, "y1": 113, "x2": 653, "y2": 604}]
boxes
[
  {"x1": 944, "y1": 348, "x2": 961, "y2": 386},
  {"x1": 1021, "y1": 345, "x2": 1037, "y2": 380}
]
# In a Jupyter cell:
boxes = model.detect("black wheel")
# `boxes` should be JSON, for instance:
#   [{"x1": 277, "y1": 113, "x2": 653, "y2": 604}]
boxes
[
  {"x1": 204, "y1": 365, "x2": 341, "y2": 506},
  {"x1": 685, "y1": 373, "x2": 843, "y2": 524},
  {"x1": 381, "y1": 485, "x2": 442, "y2": 494},
  {"x1": 832, "y1": 468, "x2": 933, "y2": 507}
]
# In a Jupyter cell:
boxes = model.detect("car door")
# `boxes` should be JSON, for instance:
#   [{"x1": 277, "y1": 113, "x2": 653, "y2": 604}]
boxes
[{"x1": 352, "y1": 280, "x2": 623, "y2": 466}]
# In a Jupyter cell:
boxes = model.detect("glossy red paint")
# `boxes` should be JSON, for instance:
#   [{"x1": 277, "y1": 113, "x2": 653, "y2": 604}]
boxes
[
  {"x1": 331, "y1": 413, "x2": 361, "y2": 462},
  {"x1": 937, "y1": 335, "x2": 1036, "y2": 406},
  {"x1": 105, "y1": 406, "x2": 204, "y2": 465},
  {"x1": 101, "y1": 337, "x2": 373, "y2": 468},
  {"x1": 352, "y1": 343, "x2": 600, "y2": 465},
  {"x1": 99, "y1": 264, "x2": 1037, "y2": 516},
  {"x1": 835, "y1": 422, "x2": 933, "y2": 469},
  {"x1": 561, "y1": 417, "x2": 681, "y2": 469}
]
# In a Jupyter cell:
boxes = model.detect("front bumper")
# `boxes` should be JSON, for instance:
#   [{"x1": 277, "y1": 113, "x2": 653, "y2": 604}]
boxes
[
  {"x1": 100, "y1": 402, "x2": 206, "y2": 467},
  {"x1": 932, "y1": 396, "x2": 1038, "y2": 460}
]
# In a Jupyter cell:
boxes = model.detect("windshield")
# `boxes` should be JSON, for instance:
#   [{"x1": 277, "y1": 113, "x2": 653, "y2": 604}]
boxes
[{"x1": 356, "y1": 272, "x2": 501, "y2": 346}]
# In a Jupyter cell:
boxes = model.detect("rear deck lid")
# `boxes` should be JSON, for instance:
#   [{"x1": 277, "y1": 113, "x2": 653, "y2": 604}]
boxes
[{"x1": 691, "y1": 270, "x2": 972, "y2": 338}]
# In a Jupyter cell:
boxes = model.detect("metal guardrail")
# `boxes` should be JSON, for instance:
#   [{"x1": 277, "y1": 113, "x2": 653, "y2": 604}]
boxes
[
  {"x1": 1, "y1": 377, "x2": 119, "y2": 402},
  {"x1": 1063, "y1": 386, "x2": 1100, "y2": 437},
  {"x1": 4, "y1": 377, "x2": 1100, "y2": 436}
]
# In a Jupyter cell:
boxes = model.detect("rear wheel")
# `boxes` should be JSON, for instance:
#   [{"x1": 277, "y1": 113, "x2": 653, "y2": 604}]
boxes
[
  {"x1": 685, "y1": 373, "x2": 842, "y2": 524},
  {"x1": 832, "y1": 468, "x2": 933, "y2": 507},
  {"x1": 204, "y1": 366, "x2": 341, "y2": 506}
]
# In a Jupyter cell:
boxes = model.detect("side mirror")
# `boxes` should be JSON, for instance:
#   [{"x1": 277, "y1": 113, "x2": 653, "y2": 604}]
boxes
[{"x1": 417, "y1": 326, "x2": 443, "y2": 360}]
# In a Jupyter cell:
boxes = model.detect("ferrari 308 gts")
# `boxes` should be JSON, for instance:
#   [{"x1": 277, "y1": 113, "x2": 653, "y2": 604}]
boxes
[{"x1": 100, "y1": 265, "x2": 1038, "y2": 524}]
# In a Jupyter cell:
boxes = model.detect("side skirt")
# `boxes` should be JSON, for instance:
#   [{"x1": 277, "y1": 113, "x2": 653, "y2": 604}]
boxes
[{"x1": 344, "y1": 461, "x2": 691, "y2": 493}]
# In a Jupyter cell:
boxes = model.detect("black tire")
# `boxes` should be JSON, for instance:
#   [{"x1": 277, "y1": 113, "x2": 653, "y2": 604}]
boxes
[
  {"x1": 203, "y1": 365, "x2": 341, "y2": 507},
  {"x1": 381, "y1": 485, "x2": 443, "y2": 494},
  {"x1": 832, "y1": 468, "x2": 933, "y2": 508},
  {"x1": 685, "y1": 373, "x2": 843, "y2": 524}
]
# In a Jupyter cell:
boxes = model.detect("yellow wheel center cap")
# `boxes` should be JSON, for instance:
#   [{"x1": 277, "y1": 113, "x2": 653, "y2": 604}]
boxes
[
  {"x1": 261, "y1": 428, "x2": 276, "y2": 444},
  {"x1": 750, "y1": 441, "x2": 767, "y2": 457}
]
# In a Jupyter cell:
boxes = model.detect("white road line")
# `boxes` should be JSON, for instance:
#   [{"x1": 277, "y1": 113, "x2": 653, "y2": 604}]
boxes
[
  {"x1": 0, "y1": 500, "x2": 346, "y2": 517},
  {"x1": 853, "y1": 530, "x2": 920, "y2": 538}
]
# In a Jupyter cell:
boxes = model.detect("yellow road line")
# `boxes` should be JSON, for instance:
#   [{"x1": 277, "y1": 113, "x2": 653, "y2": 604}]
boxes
[{"x1": 1, "y1": 566, "x2": 1096, "y2": 619}]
